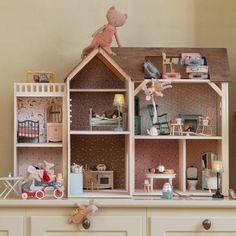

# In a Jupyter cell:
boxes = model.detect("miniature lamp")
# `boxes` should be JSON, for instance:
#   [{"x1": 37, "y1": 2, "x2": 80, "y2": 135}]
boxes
[
  {"x1": 113, "y1": 94, "x2": 125, "y2": 131},
  {"x1": 212, "y1": 160, "x2": 224, "y2": 199}
]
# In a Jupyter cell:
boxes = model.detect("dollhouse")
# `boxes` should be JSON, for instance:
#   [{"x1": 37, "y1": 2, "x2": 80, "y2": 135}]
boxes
[{"x1": 13, "y1": 47, "x2": 230, "y2": 198}]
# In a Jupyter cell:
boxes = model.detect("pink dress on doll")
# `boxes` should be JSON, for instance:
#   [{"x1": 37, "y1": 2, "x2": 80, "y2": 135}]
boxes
[{"x1": 82, "y1": 24, "x2": 116, "y2": 56}]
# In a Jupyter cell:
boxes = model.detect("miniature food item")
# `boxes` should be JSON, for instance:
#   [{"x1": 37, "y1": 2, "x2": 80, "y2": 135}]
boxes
[{"x1": 165, "y1": 169, "x2": 175, "y2": 174}]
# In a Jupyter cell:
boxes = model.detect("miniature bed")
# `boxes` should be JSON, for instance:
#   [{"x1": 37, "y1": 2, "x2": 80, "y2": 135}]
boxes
[
  {"x1": 89, "y1": 108, "x2": 122, "y2": 129},
  {"x1": 17, "y1": 120, "x2": 40, "y2": 143}
]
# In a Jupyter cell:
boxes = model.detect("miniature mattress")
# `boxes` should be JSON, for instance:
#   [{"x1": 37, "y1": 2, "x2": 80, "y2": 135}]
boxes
[{"x1": 91, "y1": 116, "x2": 121, "y2": 125}]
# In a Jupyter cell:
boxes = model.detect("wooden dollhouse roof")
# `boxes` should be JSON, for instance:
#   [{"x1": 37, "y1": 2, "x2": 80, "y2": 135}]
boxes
[
  {"x1": 112, "y1": 47, "x2": 231, "y2": 82},
  {"x1": 66, "y1": 47, "x2": 131, "y2": 82}
]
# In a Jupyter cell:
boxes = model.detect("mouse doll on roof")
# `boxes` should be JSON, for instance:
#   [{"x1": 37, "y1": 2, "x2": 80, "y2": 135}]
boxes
[{"x1": 82, "y1": 6, "x2": 128, "y2": 58}]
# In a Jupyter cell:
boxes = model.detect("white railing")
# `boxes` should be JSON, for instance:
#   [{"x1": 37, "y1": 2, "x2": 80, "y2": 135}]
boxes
[{"x1": 14, "y1": 83, "x2": 66, "y2": 96}]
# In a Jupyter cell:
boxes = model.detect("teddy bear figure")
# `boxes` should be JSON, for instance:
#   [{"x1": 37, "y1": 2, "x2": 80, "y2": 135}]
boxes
[
  {"x1": 68, "y1": 200, "x2": 98, "y2": 228},
  {"x1": 82, "y1": 6, "x2": 128, "y2": 58}
]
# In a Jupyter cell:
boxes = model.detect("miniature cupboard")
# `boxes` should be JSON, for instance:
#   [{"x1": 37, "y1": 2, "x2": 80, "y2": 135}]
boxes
[{"x1": 14, "y1": 47, "x2": 230, "y2": 197}]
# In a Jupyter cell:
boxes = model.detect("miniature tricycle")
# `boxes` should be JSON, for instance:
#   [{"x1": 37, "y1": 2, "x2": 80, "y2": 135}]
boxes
[
  {"x1": 21, "y1": 162, "x2": 64, "y2": 200},
  {"x1": 21, "y1": 179, "x2": 64, "y2": 200}
]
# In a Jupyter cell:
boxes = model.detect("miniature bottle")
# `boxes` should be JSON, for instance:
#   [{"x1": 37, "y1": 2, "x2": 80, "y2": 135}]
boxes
[{"x1": 162, "y1": 182, "x2": 173, "y2": 199}]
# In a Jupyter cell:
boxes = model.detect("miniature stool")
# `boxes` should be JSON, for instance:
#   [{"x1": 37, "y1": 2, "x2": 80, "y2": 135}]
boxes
[
  {"x1": 144, "y1": 179, "x2": 152, "y2": 192},
  {"x1": 170, "y1": 123, "x2": 183, "y2": 136}
]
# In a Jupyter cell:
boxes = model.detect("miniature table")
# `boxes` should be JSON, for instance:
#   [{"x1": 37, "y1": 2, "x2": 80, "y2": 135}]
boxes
[
  {"x1": 170, "y1": 123, "x2": 183, "y2": 136},
  {"x1": 145, "y1": 173, "x2": 176, "y2": 191},
  {"x1": 0, "y1": 176, "x2": 23, "y2": 199}
]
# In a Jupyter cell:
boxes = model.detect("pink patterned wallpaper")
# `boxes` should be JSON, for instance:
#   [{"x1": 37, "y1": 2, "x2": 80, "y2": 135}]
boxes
[
  {"x1": 186, "y1": 140, "x2": 218, "y2": 189},
  {"x1": 135, "y1": 139, "x2": 179, "y2": 190},
  {"x1": 17, "y1": 97, "x2": 62, "y2": 142},
  {"x1": 135, "y1": 139, "x2": 218, "y2": 191}
]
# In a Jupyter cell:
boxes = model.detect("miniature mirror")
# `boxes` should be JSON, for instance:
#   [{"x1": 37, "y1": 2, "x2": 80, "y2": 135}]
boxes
[
  {"x1": 201, "y1": 152, "x2": 217, "y2": 170},
  {"x1": 201, "y1": 152, "x2": 218, "y2": 190}
]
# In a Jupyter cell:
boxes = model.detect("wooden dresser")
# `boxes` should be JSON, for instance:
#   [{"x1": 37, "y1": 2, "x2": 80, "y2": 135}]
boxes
[{"x1": 46, "y1": 123, "x2": 62, "y2": 143}]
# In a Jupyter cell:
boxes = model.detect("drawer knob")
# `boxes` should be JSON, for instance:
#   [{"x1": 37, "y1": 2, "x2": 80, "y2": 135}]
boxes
[
  {"x1": 202, "y1": 219, "x2": 211, "y2": 230},
  {"x1": 82, "y1": 218, "x2": 90, "y2": 230}
]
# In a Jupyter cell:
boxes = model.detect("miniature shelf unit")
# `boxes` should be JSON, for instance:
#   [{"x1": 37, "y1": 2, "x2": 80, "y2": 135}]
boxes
[
  {"x1": 13, "y1": 83, "x2": 67, "y2": 192},
  {"x1": 13, "y1": 47, "x2": 230, "y2": 198}
]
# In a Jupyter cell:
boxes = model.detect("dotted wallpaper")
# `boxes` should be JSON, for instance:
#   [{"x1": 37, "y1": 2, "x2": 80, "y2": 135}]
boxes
[
  {"x1": 70, "y1": 56, "x2": 125, "y2": 89},
  {"x1": 137, "y1": 83, "x2": 219, "y2": 136},
  {"x1": 70, "y1": 92, "x2": 126, "y2": 131},
  {"x1": 17, "y1": 147, "x2": 62, "y2": 177},
  {"x1": 135, "y1": 139, "x2": 179, "y2": 190},
  {"x1": 71, "y1": 135, "x2": 126, "y2": 190},
  {"x1": 135, "y1": 139, "x2": 218, "y2": 191},
  {"x1": 186, "y1": 140, "x2": 218, "y2": 189}
]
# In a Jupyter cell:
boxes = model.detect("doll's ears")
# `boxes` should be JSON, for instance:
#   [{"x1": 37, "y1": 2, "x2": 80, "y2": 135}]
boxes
[{"x1": 109, "y1": 6, "x2": 115, "y2": 10}]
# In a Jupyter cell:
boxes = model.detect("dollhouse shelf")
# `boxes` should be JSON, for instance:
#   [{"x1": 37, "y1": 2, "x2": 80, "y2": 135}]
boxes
[
  {"x1": 133, "y1": 189, "x2": 212, "y2": 196},
  {"x1": 69, "y1": 89, "x2": 127, "y2": 92},
  {"x1": 69, "y1": 190, "x2": 130, "y2": 198},
  {"x1": 70, "y1": 130, "x2": 130, "y2": 135},
  {"x1": 134, "y1": 79, "x2": 210, "y2": 84},
  {"x1": 16, "y1": 143, "x2": 63, "y2": 147},
  {"x1": 134, "y1": 135, "x2": 222, "y2": 140}
]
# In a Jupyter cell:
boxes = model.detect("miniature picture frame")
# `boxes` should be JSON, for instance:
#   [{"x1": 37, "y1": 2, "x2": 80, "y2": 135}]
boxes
[{"x1": 25, "y1": 71, "x2": 55, "y2": 83}]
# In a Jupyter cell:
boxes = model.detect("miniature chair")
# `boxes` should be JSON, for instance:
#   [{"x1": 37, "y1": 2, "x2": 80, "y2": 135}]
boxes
[
  {"x1": 147, "y1": 104, "x2": 170, "y2": 135},
  {"x1": 196, "y1": 107, "x2": 215, "y2": 135},
  {"x1": 162, "y1": 52, "x2": 173, "y2": 73},
  {"x1": 144, "y1": 179, "x2": 152, "y2": 192},
  {"x1": 84, "y1": 170, "x2": 94, "y2": 191},
  {"x1": 170, "y1": 123, "x2": 183, "y2": 136}
]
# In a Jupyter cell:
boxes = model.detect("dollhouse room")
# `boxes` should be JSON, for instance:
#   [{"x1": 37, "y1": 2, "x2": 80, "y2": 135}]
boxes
[{"x1": 1, "y1": 1, "x2": 236, "y2": 235}]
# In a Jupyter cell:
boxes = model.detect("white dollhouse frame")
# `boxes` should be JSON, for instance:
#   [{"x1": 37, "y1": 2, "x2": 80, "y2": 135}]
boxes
[
  {"x1": 13, "y1": 47, "x2": 230, "y2": 198},
  {"x1": 66, "y1": 47, "x2": 133, "y2": 198},
  {"x1": 13, "y1": 83, "x2": 67, "y2": 190},
  {"x1": 134, "y1": 79, "x2": 228, "y2": 196}
]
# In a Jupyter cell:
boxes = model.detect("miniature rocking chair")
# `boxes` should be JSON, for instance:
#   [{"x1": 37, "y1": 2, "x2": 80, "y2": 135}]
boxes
[
  {"x1": 147, "y1": 104, "x2": 170, "y2": 135},
  {"x1": 196, "y1": 107, "x2": 215, "y2": 135}
]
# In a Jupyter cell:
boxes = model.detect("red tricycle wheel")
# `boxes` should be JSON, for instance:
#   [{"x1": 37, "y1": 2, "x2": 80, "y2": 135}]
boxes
[
  {"x1": 53, "y1": 189, "x2": 64, "y2": 199},
  {"x1": 36, "y1": 190, "x2": 45, "y2": 200},
  {"x1": 21, "y1": 192, "x2": 28, "y2": 200}
]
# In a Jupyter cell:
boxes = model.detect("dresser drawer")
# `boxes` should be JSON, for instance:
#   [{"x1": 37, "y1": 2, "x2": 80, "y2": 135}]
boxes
[{"x1": 148, "y1": 209, "x2": 236, "y2": 236}]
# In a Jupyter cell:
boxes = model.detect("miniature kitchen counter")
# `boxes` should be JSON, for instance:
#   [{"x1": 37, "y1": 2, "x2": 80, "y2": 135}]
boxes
[{"x1": 1, "y1": 198, "x2": 236, "y2": 235}]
